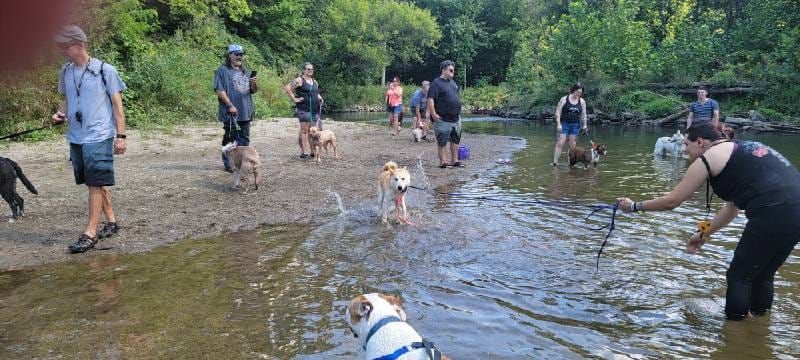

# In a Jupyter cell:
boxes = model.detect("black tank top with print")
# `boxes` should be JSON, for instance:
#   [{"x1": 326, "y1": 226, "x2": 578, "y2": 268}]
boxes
[{"x1": 560, "y1": 96, "x2": 581, "y2": 124}]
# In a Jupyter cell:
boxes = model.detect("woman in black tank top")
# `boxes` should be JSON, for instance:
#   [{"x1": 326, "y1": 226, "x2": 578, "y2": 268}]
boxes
[
  {"x1": 552, "y1": 83, "x2": 588, "y2": 166},
  {"x1": 284, "y1": 62, "x2": 324, "y2": 158},
  {"x1": 616, "y1": 123, "x2": 800, "y2": 320}
]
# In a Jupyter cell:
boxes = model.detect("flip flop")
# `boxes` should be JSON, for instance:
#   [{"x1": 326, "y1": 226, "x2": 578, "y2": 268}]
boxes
[
  {"x1": 438, "y1": 163, "x2": 449, "y2": 168},
  {"x1": 452, "y1": 162, "x2": 463, "y2": 167}
]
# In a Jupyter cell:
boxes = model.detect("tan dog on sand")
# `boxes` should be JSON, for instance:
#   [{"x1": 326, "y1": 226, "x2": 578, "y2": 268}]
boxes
[
  {"x1": 309, "y1": 126, "x2": 339, "y2": 163},
  {"x1": 346, "y1": 293, "x2": 449, "y2": 360},
  {"x1": 377, "y1": 161, "x2": 411, "y2": 224},
  {"x1": 222, "y1": 143, "x2": 262, "y2": 193}
]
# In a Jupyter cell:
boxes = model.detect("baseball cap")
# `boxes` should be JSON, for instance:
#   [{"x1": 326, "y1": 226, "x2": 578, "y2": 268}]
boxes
[
  {"x1": 227, "y1": 44, "x2": 245, "y2": 54},
  {"x1": 54, "y1": 25, "x2": 87, "y2": 44}
]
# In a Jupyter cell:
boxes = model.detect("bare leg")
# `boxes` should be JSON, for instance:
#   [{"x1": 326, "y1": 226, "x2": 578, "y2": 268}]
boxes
[
  {"x1": 450, "y1": 142, "x2": 459, "y2": 164},
  {"x1": 552, "y1": 134, "x2": 567, "y2": 165},
  {"x1": 100, "y1": 186, "x2": 116, "y2": 223},
  {"x1": 567, "y1": 135, "x2": 577, "y2": 151},
  {"x1": 438, "y1": 144, "x2": 447, "y2": 166},
  {"x1": 299, "y1": 122, "x2": 310, "y2": 155},
  {"x1": 85, "y1": 186, "x2": 104, "y2": 237}
]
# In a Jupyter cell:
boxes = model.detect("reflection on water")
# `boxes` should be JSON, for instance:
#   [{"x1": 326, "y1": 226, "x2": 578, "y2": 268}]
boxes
[{"x1": 1, "y1": 118, "x2": 799, "y2": 359}]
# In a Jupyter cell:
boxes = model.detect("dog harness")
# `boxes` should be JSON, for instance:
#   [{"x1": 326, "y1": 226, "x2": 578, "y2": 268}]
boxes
[{"x1": 363, "y1": 316, "x2": 443, "y2": 360}]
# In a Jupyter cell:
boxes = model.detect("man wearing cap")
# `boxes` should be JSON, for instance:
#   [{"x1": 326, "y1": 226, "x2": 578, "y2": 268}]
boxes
[
  {"x1": 214, "y1": 44, "x2": 258, "y2": 172},
  {"x1": 427, "y1": 60, "x2": 463, "y2": 168},
  {"x1": 687, "y1": 86, "x2": 720, "y2": 130},
  {"x1": 50, "y1": 25, "x2": 128, "y2": 253}
]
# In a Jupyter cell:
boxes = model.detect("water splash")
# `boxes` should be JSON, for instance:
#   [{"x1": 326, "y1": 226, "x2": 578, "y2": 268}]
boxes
[
  {"x1": 415, "y1": 151, "x2": 431, "y2": 190},
  {"x1": 324, "y1": 189, "x2": 347, "y2": 216}
]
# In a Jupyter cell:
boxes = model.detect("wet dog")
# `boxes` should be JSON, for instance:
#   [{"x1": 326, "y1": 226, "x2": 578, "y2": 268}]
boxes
[
  {"x1": 0, "y1": 157, "x2": 38, "y2": 220},
  {"x1": 568, "y1": 141, "x2": 608, "y2": 168},
  {"x1": 377, "y1": 161, "x2": 411, "y2": 224},
  {"x1": 411, "y1": 128, "x2": 423, "y2": 142},
  {"x1": 346, "y1": 293, "x2": 449, "y2": 360},
  {"x1": 222, "y1": 143, "x2": 262, "y2": 193},
  {"x1": 654, "y1": 130, "x2": 685, "y2": 157},
  {"x1": 309, "y1": 126, "x2": 339, "y2": 163}
]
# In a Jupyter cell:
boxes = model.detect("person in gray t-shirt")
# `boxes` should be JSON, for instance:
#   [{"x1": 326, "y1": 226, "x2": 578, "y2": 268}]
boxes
[
  {"x1": 50, "y1": 25, "x2": 128, "y2": 253},
  {"x1": 214, "y1": 44, "x2": 259, "y2": 171}
]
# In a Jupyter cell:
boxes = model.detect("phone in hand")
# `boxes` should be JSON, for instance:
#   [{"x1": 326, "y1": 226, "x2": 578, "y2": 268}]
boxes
[{"x1": 250, "y1": 70, "x2": 257, "y2": 78}]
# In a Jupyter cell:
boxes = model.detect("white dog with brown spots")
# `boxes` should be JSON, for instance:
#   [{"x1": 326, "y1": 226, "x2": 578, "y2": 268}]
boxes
[
  {"x1": 378, "y1": 161, "x2": 411, "y2": 224},
  {"x1": 346, "y1": 293, "x2": 449, "y2": 360}
]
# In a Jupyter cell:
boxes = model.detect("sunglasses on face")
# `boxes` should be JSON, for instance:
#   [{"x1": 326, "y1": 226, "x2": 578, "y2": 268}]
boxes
[{"x1": 231, "y1": 52, "x2": 245, "y2": 57}]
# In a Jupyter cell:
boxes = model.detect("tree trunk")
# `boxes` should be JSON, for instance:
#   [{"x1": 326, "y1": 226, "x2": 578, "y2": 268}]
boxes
[
  {"x1": 381, "y1": 67, "x2": 386, "y2": 86},
  {"x1": 655, "y1": 108, "x2": 690, "y2": 126}
]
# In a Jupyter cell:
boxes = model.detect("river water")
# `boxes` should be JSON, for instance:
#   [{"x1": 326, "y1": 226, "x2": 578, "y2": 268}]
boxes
[{"x1": 1, "y1": 115, "x2": 798, "y2": 359}]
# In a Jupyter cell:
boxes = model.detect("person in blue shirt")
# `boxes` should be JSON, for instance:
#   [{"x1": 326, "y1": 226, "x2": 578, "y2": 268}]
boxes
[
  {"x1": 51, "y1": 26, "x2": 128, "y2": 253},
  {"x1": 687, "y1": 86, "x2": 719, "y2": 130},
  {"x1": 409, "y1": 81, "x2": 431, "y2": 140}
]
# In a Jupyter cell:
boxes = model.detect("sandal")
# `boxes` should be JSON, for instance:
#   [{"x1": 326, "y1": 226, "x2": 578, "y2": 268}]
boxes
[
  {"x1": 98, "y1": 222, "x2": 119, "y2": 239},
  {"x1": 299, "y1": 153, "x2": 308, "y2": 159},
  {"x1": 452, "y1": 162, "x2": 463, "y2": 167},
  {"x1": 438, "y1": 163, "x2": 449, "y2": 169},
  {"x1": 68, "y1": 234, "x2": 97, "y2": 253}
]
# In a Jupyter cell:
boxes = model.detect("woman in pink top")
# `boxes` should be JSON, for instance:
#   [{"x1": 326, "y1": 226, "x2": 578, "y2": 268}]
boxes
[{"x1": 385, "y1": 77, "x2": 403, "y2": 136}]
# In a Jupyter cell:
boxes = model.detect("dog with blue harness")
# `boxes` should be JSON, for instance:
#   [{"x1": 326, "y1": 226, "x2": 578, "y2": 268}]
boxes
[{"x1": 346, "y1": 293, "x2": 447, "y2": 360}]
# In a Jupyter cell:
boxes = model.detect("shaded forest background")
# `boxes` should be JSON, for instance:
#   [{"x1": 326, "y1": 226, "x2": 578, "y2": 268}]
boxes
[{"x1": 1, "y1": 0, "x2": 799, "y2": 139}]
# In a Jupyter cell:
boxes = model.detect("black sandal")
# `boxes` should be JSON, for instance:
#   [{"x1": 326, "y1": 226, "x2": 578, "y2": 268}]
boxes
[
  {"x1": 299, "y1": 153, "x2": 308, "y2": 159},
  {"x1": 438, "y1": 163, "x2": 449, "y2": 169},
  {"x1": 68, "y1": 234, "x2": 97, "y2": 253},
  {"x1": 98, "y1": 222, "x2": 119, "y2": 239},
  {"x1": 452, "y1": 162, "x2": 463, "y2": 167}
]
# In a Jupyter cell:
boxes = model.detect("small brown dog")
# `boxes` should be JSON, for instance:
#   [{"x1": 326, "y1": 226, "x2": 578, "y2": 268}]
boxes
[
  {"x1": 223, "y1": 144, "x2": 262, "y2": 193},
  {"x1": 569, "y1": 141, "x2": 608, "y2": 168},
  {"x1": 309, "y1": 126, "x2": 339, "y2": 163}
]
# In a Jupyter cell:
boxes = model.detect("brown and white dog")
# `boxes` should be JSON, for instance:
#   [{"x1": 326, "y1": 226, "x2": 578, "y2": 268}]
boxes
[
  {"x1": 309, "y1": 126, "x2": 339, "y2": 163},
  {"x1": 378, "y1": 161, "x2": 411, "y2": 224},
  {"x1": 568, "y1": 141, "x2": 607, "y2": 168},
  {"x1": 346, "y1": 293, "x2": 448, "y2": 360},
  {"x1": 222, "y1": 143, "x2": 262, "y2": 193}
]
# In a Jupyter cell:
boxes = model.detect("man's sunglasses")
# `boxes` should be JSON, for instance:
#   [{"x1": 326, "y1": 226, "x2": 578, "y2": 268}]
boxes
[{"x1": 231, "y1": 52, "x2": 245, "y2": 56}]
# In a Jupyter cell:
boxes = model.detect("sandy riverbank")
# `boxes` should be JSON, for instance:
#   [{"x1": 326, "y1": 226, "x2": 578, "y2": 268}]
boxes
[{"x1": 0, "y1": 118, "x2": 523, "y2": 269}]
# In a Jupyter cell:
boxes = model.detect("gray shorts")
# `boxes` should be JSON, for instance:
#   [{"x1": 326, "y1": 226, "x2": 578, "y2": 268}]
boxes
[
  {"x1": 434, "y1": 119, "x2": 461, "y2": 146},
  {"x1": 70, "y1": 137, "x2": 115, "y2": 186}
]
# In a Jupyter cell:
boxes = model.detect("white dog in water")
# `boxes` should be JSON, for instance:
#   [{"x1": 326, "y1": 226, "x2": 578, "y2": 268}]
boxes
[
  {"x1": 378, "y1": 161, "x2": 411, "y2": 224},
  {"x1": 222, "y1": 142, "x2": 262, "y2": 193},
  {"x1": 654, "y1": 130, "x2": 686, "y2": 157},
  {"x1": 346, "y1": 293, "x2": 449, "y2": 360}
]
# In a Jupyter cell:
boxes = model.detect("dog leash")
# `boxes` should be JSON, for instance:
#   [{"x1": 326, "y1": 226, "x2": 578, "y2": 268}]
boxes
[
  {"x1": 0, "y1": 124, "x2": 56, "y2": 141},
  {"x1": 590, "y1": 200, "x2": 621, "y2": 271}
]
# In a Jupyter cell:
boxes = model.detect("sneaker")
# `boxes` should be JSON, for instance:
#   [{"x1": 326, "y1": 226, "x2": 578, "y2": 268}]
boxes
[
  {"x1": 98, "y1": 222, "x2": 119, "y2": 239},
  {"x1": 68, "y1": 234, "x2": 97, "y2": 253}
]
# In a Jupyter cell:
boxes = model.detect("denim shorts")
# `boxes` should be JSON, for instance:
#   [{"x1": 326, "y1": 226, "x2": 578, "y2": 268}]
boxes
[
  {"x1": 70, "y1": 137, "x2": 115, "y2": 186},
  {"x1": 434, "y1": 118, "x2": 461, "y2": 146},
  {"x1": 390, "y1": 104, "x2": 403, "y2": 114},
  {"x1": 561, "y1": 122, "x2": 581, "y2": 136}
]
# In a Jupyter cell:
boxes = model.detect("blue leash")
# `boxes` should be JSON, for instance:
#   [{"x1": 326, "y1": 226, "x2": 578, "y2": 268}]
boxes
[{"x1": 437, "y1": 191, "x2": 621, "y2": 270}]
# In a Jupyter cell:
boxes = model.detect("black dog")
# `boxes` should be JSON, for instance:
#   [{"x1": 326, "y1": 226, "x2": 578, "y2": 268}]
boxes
[{"x1": 0, "y1": 157, "x2": 38, "y2": 219}]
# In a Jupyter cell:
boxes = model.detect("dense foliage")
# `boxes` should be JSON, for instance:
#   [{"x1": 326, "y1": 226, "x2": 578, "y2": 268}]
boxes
[{"x1": 2, "y1": 0, "x2": 799, "y2": 139}]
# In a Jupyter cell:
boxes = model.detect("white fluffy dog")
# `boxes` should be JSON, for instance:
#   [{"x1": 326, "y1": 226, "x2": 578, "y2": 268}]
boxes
[
  {"x1": 377, "y1": 161, "x2": 411, "y2": 224},
  {"x1": 654, "y1": 130, "x2": 686, "y2": 157},
  {"x1": 411, "y1": 128, "x2": 424, "y2": 142},
  {"x1": 346, "y1": 293, "x2": 448, "y2": 360}
]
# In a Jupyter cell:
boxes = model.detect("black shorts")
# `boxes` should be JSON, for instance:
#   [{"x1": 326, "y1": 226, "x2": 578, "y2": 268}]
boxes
[{"x1": 70, "y1": 137, "x2": 115, "y2": 186}]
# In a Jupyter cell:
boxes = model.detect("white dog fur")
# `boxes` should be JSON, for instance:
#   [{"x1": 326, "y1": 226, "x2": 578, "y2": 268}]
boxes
[
  {"x1": 346, "y1": 293, "x2": 448, "y2": 360},
  {"x1": 377, "y1": 161, "x2": 411, "y2": 224},
  {"x1": 654, "y1": 130, "x2": 686, "y2": 157},
  {"x1": 411, "y1": 128, "x2": 424, "y2": 142}
]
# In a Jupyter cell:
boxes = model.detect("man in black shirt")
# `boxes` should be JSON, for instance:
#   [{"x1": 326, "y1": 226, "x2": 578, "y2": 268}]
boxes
[{"x1": 427, "y1": 60, "x2": 463, "y2": 168}]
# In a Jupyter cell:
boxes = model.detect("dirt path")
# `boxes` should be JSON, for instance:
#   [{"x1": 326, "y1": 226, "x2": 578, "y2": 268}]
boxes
[{"x1": 0, "y1": 119, "x2": 523, "y2": 269}]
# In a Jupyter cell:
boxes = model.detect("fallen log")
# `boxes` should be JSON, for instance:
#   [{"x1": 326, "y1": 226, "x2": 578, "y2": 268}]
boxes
[{"x1": 655, "y1": 108, "x2": 690, "y2": 126}]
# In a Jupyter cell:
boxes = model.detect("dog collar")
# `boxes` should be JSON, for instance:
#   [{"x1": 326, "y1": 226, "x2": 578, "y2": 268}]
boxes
[
  {"x1": 364, "y1": 316, "x2": 403, "y2": 350},
  {"x1": 371, "y1": 340, "x2": 443, "y2": 360}
]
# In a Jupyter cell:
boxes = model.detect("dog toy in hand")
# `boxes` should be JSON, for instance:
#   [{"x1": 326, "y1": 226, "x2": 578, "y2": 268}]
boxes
[{"x1": 696, "y1": 220, "x2": 712, "y2": 237}]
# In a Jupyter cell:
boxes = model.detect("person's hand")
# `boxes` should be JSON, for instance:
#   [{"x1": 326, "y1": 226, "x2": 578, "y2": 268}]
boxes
[
  {"x1": 249, "y1": 77, "x2": 258, "y2": 86},
  {"x1": 113, "y1": 138, "x2": 126, "y2": 155},
  {"x1": 227, "y1": 105, "x2": 238, "y2": 115},
  {"x1": 431, "y1": 113, "x2": 440, "y2": 121},
  {"x1": 52, "y1": 111, "x2": 66, "y2": 124},
  {"x1": 686, "y1": 231, "x2": 706, "y2": 254},
  {"x1": 556, "y1": 124, "x2": 562, "y2": 133},
  {"x1": 293, "y1": 97, "x2": 303, "y2": 104},
  {"x1": 616, "y1": 197, "x2": 634, "y2": 213}
]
